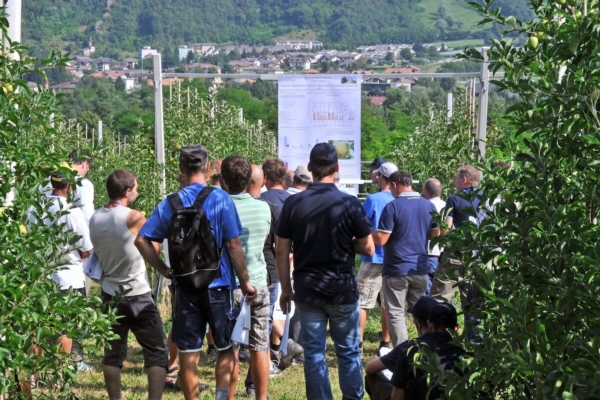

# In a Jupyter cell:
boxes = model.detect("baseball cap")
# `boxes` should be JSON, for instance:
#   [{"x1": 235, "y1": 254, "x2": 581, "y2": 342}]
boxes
[
  {"x1": 428, "y1": 302, "x2": 458, "y2": 327},
  {"x1": 370, "y1": 157, "x2": 387, "y2": 169},
  {"x1": 310, "y1": 143, "x2": 338, "y2": 166},
  {"x1": 373, "y1": 162, "x2": 398, "y2": 178},
  {"x1": 179, "y1": 144, "x2": 208, "y2": 168},
  {"x1": 51, "y1": 171, "x2": 67, "y2": 183},
  {"x1": 408, "y1": 296, "x2": 439, "y2": 323},
  {"x1": 294, "y1": 165, "x2": 312, "y2": 183}
]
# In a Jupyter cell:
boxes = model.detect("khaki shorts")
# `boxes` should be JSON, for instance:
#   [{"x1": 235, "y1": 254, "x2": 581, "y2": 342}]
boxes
[
  {"x1": 234, "y1": 286, "x2": 270, "y2": 352},
  {"x1": 357, "y1": 261, "x2": 385, "y2": 309}
]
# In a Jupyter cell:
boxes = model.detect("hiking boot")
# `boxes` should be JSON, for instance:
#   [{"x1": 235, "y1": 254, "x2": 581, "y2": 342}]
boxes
[
  {"x1": 269, "y1": 363, "x2": 282, "y2": 377},
  {"x1": 76, "y1": 361, "x2": 93, "y2": 372},
  {"x1": 278, "y1": 339, "x2": 303, "y2": 370}
]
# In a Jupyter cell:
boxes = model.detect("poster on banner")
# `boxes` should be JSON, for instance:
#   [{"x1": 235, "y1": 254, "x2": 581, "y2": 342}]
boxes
[{"x1": 278, "y1": 75, "x2": 362, "y2": 183}]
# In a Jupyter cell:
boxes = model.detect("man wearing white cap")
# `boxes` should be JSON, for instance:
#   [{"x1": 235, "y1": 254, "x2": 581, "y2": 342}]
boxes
[
  {"x1": 356, "y1": 162, "x2": 397, "y2": 357},
  {"x1": 286, "y1": 165, "x2": 312, "y2": 195}
]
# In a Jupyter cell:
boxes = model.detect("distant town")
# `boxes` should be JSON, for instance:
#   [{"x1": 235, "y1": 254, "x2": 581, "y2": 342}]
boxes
[{"x1": 50, "y1": 40, "x2": 468, "y2": 94}]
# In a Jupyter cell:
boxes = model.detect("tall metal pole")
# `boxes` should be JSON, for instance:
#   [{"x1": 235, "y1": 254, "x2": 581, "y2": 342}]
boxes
[
  {"x1": 97, "y1": 120, "x2": 103, "y2": 143},
  {"x1": 477, "y1": 47, "x2": 490, "y2": 161},
  {"x1": 153, "y1": 54, "x2": 166, "y2": 197},
  {"x1": 446, "y1": 92, "x2": 453, "y2": 122}
]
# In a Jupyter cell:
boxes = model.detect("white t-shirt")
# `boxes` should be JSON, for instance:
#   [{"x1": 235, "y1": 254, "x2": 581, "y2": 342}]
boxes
[
  {"x1": 27, "y1": 194, "x2": 93, "y2": 290},
  {"x1": 39, "y1": 176, "x2": 95, "y2": 223},
  {"x1": 428, "y1": 196, "x2": 446, "y2": 257}
]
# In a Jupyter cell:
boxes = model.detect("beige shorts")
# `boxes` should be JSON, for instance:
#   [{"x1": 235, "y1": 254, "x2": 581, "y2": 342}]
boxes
[{"x1": 356, "y1": 261, "x2": 385, "y2": 309}]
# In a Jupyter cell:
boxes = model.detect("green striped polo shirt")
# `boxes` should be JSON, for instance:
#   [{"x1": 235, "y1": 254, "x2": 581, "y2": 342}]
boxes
[{"x1": 230, "y1": 193, "x2": 271, "y2": 287}]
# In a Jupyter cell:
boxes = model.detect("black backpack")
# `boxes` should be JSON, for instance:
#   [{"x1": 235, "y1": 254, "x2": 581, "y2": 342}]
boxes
[{"x1": 167, "y1": 187, "x2": 222, "y2": 290}]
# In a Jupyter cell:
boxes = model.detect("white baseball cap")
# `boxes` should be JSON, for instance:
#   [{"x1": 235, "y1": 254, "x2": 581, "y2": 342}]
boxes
[{"x1": 373, "y1": 162, "x2": 398, "y2": 178}]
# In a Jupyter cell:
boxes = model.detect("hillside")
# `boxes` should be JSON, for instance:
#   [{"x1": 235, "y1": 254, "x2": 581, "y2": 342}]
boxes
[{"x1": 22, "y1": 0, "x2": 533, "y2": 57}]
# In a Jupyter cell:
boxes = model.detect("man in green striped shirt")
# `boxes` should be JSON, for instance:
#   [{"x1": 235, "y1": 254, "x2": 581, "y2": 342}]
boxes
[{"x1": 221, "y1": 155, "x2": 271, "y2": 400}]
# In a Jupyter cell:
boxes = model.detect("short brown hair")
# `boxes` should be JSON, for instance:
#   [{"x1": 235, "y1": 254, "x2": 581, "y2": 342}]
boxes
[
  {"x1": 221, "y1": 156, "x2": 252, "y2": 193},
  {"x1": 309, "y1": 163, "x2": 337, "y2": 181},
  {"x1": 106, "y1": 170, "x2": 137, "y2": 199},
  {"x1": 262, "y1": 158, "x2": 286, "y2": 184},
  {"x1": 457, "y1": 165, "x2": 482, "y2": 186},
  {"x1": 389, "y1": 171, "x2": 412, "y2": 187}
]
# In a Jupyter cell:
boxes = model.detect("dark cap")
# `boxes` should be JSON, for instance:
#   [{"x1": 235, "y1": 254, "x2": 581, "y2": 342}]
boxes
[
  {"x1": 310, "y1": 143, "x2": 338, "y2": 166},
  {"x1": 408, "y1": 296, "x2": 439, "y2": 323},
  {"x1": 428, "y1": 302, "x2": 458, "y2": 327},
  {"x1": 179, "y1": 145, "x2": 208, "y2": 168},
  {"x1": 51, "y1": 172, "x2": 67, "y2": 183},
  {"x1": 370, "y1": 157, "x2": 387, "y2": 169}
]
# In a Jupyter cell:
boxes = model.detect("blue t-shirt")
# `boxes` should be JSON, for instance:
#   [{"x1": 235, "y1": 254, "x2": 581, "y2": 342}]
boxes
[
  {"x1": 260, "y1": 189, "x2": 290, "y2": 210},
  {"x1": 361, "y1": 190, "x2": 395, "y2": 264},
  {"x1": 378, "y1": 191, "x2": 437, "y2": 276},
  {"x1": 275, "y1": 183, "x2": 373, "y2": 305},
  {"x1": 446, "y1": 188, "x2": 483, "y2": 228},
  {"x1": 139, "y1": 183, "x2": 243, "y2": 289}
]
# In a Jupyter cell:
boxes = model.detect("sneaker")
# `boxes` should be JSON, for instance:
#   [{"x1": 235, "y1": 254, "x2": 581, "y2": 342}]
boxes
[
  {"x1": 206, "y1": 347, "x2": 218, "y2": 360},
  {"x1": 291, "y1": 355, "x2": 304, "y2": 365},
  {"x1": 269, "y1": 363, "x2": 282, "y2": 377},
  {"x1": 246, "y1": 385, "x2": 255, "y2": 396},
  {"x1": 76, "y1": 361, "x2": 93, "y2": 372},
  {"x1": 199, "y1": 383, "x2": 209, "y2": 393},
  {"x1": 239, "y1": 348, "x2": 251, "y2": 362},
  {"x1": 278, "y1": 339, "x2": 303, "y2": 371}
]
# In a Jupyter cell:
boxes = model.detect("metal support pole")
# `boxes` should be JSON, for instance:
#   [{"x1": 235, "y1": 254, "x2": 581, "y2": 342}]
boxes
[
  {"x1": 98, "y1": 120, "x2": 103, "y2": 143},
  {"x1": 477, "y1": 47, "x2": 490, "y2": 161},
  {"x1": 446, "y1": 92, "x2": 453, "y2": 122},
  {"x1": 153, "y1": 54, "x2": 166, "y2": 197}
]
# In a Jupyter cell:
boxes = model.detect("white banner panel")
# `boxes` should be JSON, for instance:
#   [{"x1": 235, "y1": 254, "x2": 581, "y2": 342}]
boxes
[{"x1": 278, "y1": 75, "x2": 362, "y2": 181}]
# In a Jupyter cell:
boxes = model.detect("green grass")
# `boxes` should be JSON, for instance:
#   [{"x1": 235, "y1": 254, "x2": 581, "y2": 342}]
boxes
[
  {"x1": 43, "y1": 303, "x2": 401, "y2": 400},
  {"x1": 442, "y1": 38, "x2": 486, "y2": 48},
  {"x1": 416, "y1": 0, "x2": 485, "y2": 33}
]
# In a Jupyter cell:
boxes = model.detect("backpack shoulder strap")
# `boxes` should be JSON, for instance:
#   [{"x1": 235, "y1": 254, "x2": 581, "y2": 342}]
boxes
[
  {"x1": 192, "y1": 186, "x2": 217, "y2": 209},
  {"x1": 167, "y1": 192, "x2": 185, "y2": 212}
]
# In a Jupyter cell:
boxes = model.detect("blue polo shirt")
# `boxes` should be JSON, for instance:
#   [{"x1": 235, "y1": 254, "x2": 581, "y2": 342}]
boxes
[
  {"x1": 260, "y1": 189, "x2": 290, "y2": 209},
  {"x1": 139, "y1": 183, "x2": 243, "y2": 289},
  {"x1": 446, "y1": 188, "x2": 484, "y2": 228},
  {"x1": 360, "y1": 190, "x2": 395, "y2": 264},
  {"x1": 276, "y1": 183, "x2": 373, "y2": 305},
  {"x1": 378, "y1": 191, "x2": 437, "y2": 276}
]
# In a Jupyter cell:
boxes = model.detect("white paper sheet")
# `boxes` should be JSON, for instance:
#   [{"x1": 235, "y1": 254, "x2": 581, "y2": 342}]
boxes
[
  {"x1": 231, "y1": 296, "x2": 251, "y2": 345},
  {"x1": 84, "y1": 251, "x2": 103, "y2": 284}
]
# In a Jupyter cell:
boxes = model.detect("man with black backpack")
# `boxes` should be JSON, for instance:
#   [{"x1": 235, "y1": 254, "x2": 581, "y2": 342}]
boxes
[{"x1": 135, "y1": 145, "x2": 256, "y2": 400}]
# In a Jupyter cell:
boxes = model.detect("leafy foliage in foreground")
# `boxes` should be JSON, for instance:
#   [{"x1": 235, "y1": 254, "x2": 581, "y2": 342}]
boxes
[
  {"x1": 0, "y1": 9, "x2": 117, "y2": 398},
  {"x1": 424, "y1": 0, "x2": 600, "y2": 398}
]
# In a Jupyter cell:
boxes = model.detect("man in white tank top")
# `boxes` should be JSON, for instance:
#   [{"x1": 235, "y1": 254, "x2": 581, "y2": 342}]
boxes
[{"x1": 89, "y1": 170, "x2": 168, "y2": 400}]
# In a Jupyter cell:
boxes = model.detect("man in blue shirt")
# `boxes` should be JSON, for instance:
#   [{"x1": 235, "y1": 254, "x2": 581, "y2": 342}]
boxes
[
  {"x1": 357, "y1": 162, "x2": 398, "y2": 356},
  {"x1": 276, "y1": 142, "x2": 375, "y2": 400},
  {"x1": 373, "y1": 171, "x2": 439, "y2": 347},
  {"x1": 135, "y1": 144, "x2": 256, "y2": 400},
  {"x1": 431, "y1": 165, "x2": 482, "y2": 305},
  {"x1": 260, "y1": 158, "x2": 290, "y2": 209}
]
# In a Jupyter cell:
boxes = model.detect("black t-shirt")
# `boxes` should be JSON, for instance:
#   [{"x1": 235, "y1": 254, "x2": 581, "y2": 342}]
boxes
[
  {"x1": 262, "y1": 200, "x2": 280, "y2": 284},
  {"x1": 275, "y1": 183, "x2": 373, "y2": 305},
  {"x1": 260, "y1": 189, "x2": 291, "y2": 210},
  {"x1": 391, "y1": 332, "x2": 465, "y2": 399}
]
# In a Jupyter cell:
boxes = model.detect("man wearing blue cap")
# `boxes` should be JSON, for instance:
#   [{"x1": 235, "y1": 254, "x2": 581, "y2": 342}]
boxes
[{"x1": 276, "y1": 142, "x2": 375, "y2": 400}]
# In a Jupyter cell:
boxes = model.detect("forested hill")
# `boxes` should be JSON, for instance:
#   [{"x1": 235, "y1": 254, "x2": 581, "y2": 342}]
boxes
[{"x1": 23, "y1": 0, "x2": 533, "y2": 57}]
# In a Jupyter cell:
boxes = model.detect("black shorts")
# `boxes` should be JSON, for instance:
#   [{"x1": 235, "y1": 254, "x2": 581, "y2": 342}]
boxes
[
  {"x1": 102, "y1": 291, "x2": 168, "y2": 369},
  {"x1": 172, "y1": 286, "x2": 236, "y2": 353}
]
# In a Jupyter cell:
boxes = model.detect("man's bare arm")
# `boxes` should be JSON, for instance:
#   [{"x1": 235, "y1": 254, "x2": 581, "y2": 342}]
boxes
[
  {"x1": 225, "y1": 237, "x2": 256, "y2": 301},
  {"x1": 372, "y1": 231, "x2": 391, "y2": 246},
  {"x1": 364, "y1": 357, "x2": 386, "y2": 375},
  {"x1": 391, "y1": 387, "x2": 405, "y2": 400},
  {"x1": 440, "y1": 217, "x2": 453, "y2": 236},
  {"x1": 275, "y1": 236, "x2": 294, "y2": 313},
  {"x1": 134, "y1": 235, "x2": 170, "y2": 278},
  {"x1": 353, "y1": 234, "x2": 375, "y2": 256}
]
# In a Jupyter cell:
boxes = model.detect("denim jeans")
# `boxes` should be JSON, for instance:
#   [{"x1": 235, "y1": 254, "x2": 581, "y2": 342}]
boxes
[
  {"x1": 426, "y1": 257, "x2": 439, "y2": 296},
  {"x1": 297, "y1": 301, "x2": 363, "y2": 400}
]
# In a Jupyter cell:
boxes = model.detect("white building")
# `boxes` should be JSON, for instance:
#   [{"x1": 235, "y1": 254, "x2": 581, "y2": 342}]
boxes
[
  {"x1": 275, "y1": 40, "x2": 323, "y2": 51},
  {"x1": 138, "y1": 46, "x2": 158, "y2": 63},
  {"x1": 178, "y1": 45, "x2": 193, "y2": 61}
]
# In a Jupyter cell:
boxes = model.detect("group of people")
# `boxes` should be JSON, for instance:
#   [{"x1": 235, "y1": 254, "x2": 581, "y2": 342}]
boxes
[{"x1": 29, "y1": 142, "x2": 484, "y2": 400}]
